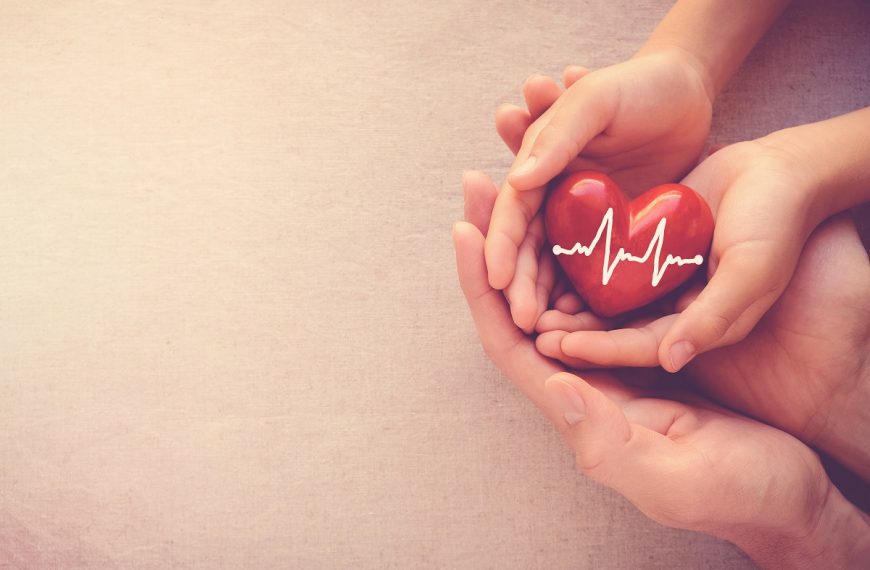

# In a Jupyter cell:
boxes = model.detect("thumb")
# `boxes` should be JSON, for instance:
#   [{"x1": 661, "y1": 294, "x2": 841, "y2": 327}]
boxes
[
  {"x1": 507, "y1": 81, "x2": 613, "y2": 191},
  {"x1": 544, "y1": 373, "x2": 705, "y2": 530},
  {"x1": 544, "y1": 372, "x2": 631, "y2": 475},
  {"x1": 658, "y1": 245, "x2": 791, "y2": 372},
  {"x1": 543, "y1": 373, "x2": 672, "y2": 487}
]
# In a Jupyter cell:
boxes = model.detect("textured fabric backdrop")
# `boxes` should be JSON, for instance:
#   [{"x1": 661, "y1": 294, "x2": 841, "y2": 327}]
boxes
[{"x1": 1, "y1": 1, "x2": 868, "y2": 568}]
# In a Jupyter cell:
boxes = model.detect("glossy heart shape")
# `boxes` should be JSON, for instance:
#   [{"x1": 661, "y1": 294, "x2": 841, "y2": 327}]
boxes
[{"x1": 544, "y1": 171, "x2": 714, "y2": 317}]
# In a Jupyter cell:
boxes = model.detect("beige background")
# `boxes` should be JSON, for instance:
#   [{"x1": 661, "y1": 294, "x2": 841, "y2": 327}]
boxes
[{"x1": 1, "y1": 1, "x2": 868, "y2": 568}]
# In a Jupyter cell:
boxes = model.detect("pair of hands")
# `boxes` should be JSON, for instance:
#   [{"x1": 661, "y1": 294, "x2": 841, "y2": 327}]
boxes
[
  {"x1": 486, "y1": 48, "x2": 818, "y2": 373},
  {"x1": 454, "y1": 173, "x2": 855, "y2": 564},
  {"x1": 454, "y1": 49, "x2": 870, "y2": 564},
  {"x1": 491, "y1": 58, "x2": 870, "y2": 477}
]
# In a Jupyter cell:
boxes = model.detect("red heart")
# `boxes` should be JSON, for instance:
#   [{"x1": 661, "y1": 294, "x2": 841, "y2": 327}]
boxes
[{"x1": 544, "y1": 171, "x2": 714, "y2": 317}]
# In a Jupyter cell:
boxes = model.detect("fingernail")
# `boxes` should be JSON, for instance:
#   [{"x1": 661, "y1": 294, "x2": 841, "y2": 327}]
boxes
[
  {"x1": 511, "y1": 156, "x2": 537, "y2": 177},
  {"x1": 548, "y1": 378, "x2": 586, "y2": 425},
  {"x1": 668, "y1": 340, "x2": 696, "y2": 371}
]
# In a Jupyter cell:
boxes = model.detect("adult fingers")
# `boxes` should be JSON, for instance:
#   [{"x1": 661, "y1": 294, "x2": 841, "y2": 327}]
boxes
[
  {"x1": 505, "y1": 215, "x2": 547, "y2": 332},
  {"x1": 544, "y1": 372, "x2": 681, "y2": 489},
  {"x1": 453, "y1": 221, "x2": 562, "y2": 407},
  {"x1": 462, "y1": 171, "x2": 500, "y2": 235},
  {"x1": 484, "y1": 182, "x2": 546, "y2": 289}
]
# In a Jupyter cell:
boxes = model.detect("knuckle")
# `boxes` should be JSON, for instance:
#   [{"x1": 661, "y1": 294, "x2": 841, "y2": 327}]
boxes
[
  {"x1": 540, "y1": 123, "x2": 581, "y2": 163},
  {"x1": 708, "y1": 313, "x2": 734, "y2": 340},
  {"x1": 697, "y1": 310, "x2": 733, "y2": 342}
]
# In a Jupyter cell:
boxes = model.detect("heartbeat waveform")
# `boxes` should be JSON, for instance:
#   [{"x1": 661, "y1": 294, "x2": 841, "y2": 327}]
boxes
[{"x1": 552, "y1": 208, "x2": 704, "y2": 287}]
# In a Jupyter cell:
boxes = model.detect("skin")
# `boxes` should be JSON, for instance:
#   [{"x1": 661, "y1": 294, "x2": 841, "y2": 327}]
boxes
[
  {"x1": 454, "y1": 172, "x2": 870, "y2": 568},
  {"x1": 484, "y1": 0, "x2": 796, "y2": 369},
  {"x1": 537, "y1": 211, "x2": 870, "y2": 479},
  {"x1": 498, "y1": 80, "x2": 870, "y2": 481},
  {"x1": 486, "y1": 50, "x2": 712, "y2": 332}
]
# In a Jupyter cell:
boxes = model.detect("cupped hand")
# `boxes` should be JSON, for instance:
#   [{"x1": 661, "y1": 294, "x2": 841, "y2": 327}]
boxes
[
  {"x1": 533, "y1": 139, "x2": 870, "y2": 462},
  {"x1": 455, "y1": 171, "x2": 835, "y2": 561},
  {"x1": 484, "y1": 48, "x2": 713, "y2": 333}
]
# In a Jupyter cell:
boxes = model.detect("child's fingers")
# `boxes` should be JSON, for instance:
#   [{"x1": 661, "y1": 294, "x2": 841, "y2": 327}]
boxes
[
  {"x1": 548, "y1": 275, "x2": 568, "y2": 307},
  {"x1": 462, "y1": 171, "x2": 500, "y2": 235},
  {"x1": 562, "y1": 65, "x2": 590, "y2": 88},
  {"x1": 536, "y1": 332, "x2": 599, "y2": 369},
  {"x1": 507, "y1": 83, "x2": 613, "y2": 191},
  {"x1": 484, "y1": 183, "x2": 546, "y2": 289},
  {"x1": 560, "y1": 314, "x2": 677, "y2": 367},
  {"x1": 495, "y1": 104, "x2": 532, "y2": 156},
  {"x1": 505, "y1": 215, "x2": 547, "y2": 332},
  {"x1": 496, "y1": 76, "x2": 565, "y2": 156},
  {"x1": 522, "y1": 73, "x2": 563, "y2": 119},
  {"x1": 674, "y1": 281, "x2": 704, "y2": 313},
  {"x1": 658, "y1": 247, "x2": 787, "y2": 372},
  {"x1": 535, "y1": 309, "x2": 611, "y2": 334}
]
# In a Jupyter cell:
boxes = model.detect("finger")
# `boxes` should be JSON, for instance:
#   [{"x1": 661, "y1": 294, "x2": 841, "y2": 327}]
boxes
[
  {"x1": 462, "y1": 171, "x2": 500, "y2": 235},
  {"x1": 484, "y1": 183, "x2": 545, "y2": 289},
  {"x1": 505, "y1": 215, "x2": 547, "y2": 332},
  {"x1": 536, "y1": 309, "x2": 610, "y2": 334},
  {"x1": 674, "y1": 281, "x2": 704, "y2": 313},
  {"x1": 658, "y1": 247, "x2": 788, "y2": 372},
  {"x1": 536, "y1": 331, "x2": 600, "y2": 369},
  {"x1": 523, "y1": 73, "x2": 563, "y2": 119},
  {"x1": 560, "y1": 315, "x2": 677, "y2": 367},
  {"x1": 495, "y1": 103, "x2": 532, "y2": 156},
  {"x1": 553, "y1": 291, "x2": 584, "y2": 314},
  {"x1": 507, "y1": 82, "x2": 613, "y2": 191},
  {"x1": 535, "y1": 251, "x2": 558, "y2": 328},
  {"x1": 562, "y1": 65, "x2": 590, "y2": 88},
  {"x1": 453, "y1": 221, "x2": 562, "y2": 401},
  {"x1": 544, "y1": 372, "x2": 679, "y2": 487},
  {"x1": 548, "y1": 275, "x2": 569, "y2": 306}
]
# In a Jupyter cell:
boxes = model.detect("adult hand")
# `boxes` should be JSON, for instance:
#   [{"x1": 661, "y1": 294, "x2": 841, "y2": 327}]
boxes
[
  {"x1": 454, "y1": 171, "x2": 869, "y2": 568},
  {"x1": 501, "y1": 83, "x2": 870, "y2": 478}
]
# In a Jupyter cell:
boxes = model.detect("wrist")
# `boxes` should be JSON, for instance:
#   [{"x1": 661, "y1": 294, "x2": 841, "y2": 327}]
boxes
[
  {"x1": 639, "y1": 0, "x2": 792, "y2": 99},
  {"x1": 757, "y1": 108, "x2": 870, "y2": 228},
  {"x1": 732, "y1": 482, "x2": 870, "y2": 569},
  {"x1": 634, "y1": 43, "x2": 716, "y2": 104}
]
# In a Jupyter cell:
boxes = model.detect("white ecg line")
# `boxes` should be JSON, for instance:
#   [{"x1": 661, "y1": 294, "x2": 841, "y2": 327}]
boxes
[{"x1": 552, "y1": 208, "x2": 704, "y2": 287}]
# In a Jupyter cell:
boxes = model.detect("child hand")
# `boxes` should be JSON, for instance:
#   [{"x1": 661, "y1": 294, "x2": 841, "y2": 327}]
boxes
[
  {"x1": 538, "y1": 104, "x2": 870, "y2": 372},
  {"x1": 485, "y1": 48, "x2": 713, "y2": 331}
]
